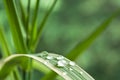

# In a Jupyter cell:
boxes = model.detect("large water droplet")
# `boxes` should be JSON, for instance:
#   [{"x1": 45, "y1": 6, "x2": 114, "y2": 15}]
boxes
[
  {"x1": 57, "y1": 60, "x2": 67, "y2": 67},
  {"x1": 69, "y1": 61, "x2": 75, "y2": 66}
]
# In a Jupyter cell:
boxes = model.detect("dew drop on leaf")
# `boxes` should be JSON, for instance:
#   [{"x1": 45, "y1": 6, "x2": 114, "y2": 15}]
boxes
[
  {"x1": 44, "y1": 61, "x2": 48, "y2": 65},
  {"x1": 46, "y1": 55, "x2": 54, "y2": 60},
  {"x1": 41, "y1": 51, "x2": 48, "y2": 56},
  {"x1": 69, "y1": 68, "x2": 73, "y2": 71},
  {"x1": 80, "y1": 71, "x2": 83, "y2": 74},
  {"x1": 56, "y1": 56, "x2": 64, "y2": 60},
  {"x1": 62, "y1": 72, "x2": 67, "y2": 75},
  {"x1": 57, "y1": 60, "x2": 67, "y2": 67},
  {"x1": 69, "y1": 61, "x2": 75, "y2": 66}
]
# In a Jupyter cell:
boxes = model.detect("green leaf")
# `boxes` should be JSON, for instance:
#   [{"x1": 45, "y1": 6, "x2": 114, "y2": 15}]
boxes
[
  {"x1": 26, "y1": 0, "x2": 31, "y2": 47},
  {"x1": 19, "y1": 0, "x2": 27, "y2": 31},
  {"x1": 0, "y1": 27, "x2": 11, "y2": 57},
  {"x1": 0, "y1": 27, "x2": 21, "y2": 80},
  {"x1": 31, "y1": 0, "x2": 58, "y2": 52},
  {"x1": 29, "y1": 0, "x2": 40, "y2": 52},
  {"x1": 0, "y1": 51, "x2": 94, "y2": 80},
  {"x1": 31, "y1": 0, "x2": 40, "y2": 28},
  {"x1": 3, "y1": 0, "x2": 28, "y2": 53},
  {"x1": 33, "y1": 60, "x2": 50, "y2": 74},
  {"x1": 66, "y1": 9, "x2": 120, "y2": 60}
]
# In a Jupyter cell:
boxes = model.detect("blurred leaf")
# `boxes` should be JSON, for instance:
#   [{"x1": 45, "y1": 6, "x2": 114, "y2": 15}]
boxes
[
  {"x1": 31, "y1": 0, "x2": 40, "y2": 29},
  {"x1": 3, "y1": 0, "x2": 28, "y2": 53},
  {"x1": 0, "y1": 51, "x2": 94, "y2": 80},
  {"x1": 29, "y1": 0, "x2": 40, "y2": 52},
  {"x1": 0, "y1": 27, "x2": 11, "y2": 57},
  {"x1": 66, "y1": 9, "x2": 120, "y2": 60},
  {"x1": 26, "y1": 0, "x2": 31, "y2": 47},
  {"x1": 0, "y1": 27, "x2": 21, "y2": 80},
  {"x1": 19, "y1": 0, "x2": 27, "y2": 30},
  {"x1": 31, "y1": 0, "x2": 58, "y2": 52}
]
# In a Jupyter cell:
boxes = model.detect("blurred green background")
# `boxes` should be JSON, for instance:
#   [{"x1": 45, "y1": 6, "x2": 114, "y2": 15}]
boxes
[{"x1": 0, "y1": 0, "x2": 120, "y2": 80}]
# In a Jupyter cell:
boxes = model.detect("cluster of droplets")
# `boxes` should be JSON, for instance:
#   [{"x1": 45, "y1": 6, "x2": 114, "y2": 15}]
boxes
[
  {"x1": 37, "y1": 51, "x2": 83, "y2": 76},
  {"x1": 46, "y1": 55, "x2": 76, "y2": 76},
  {"x1": 46, "y1": 55, "x2": 76, "y2": 68}
]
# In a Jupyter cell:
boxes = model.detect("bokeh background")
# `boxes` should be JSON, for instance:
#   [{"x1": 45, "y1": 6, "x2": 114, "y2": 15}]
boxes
[{"x1": 0, "y1": 0, "x2": 120, "y2": 80}]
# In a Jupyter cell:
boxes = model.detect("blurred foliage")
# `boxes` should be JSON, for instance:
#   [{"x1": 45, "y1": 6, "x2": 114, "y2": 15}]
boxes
[{"x1": 0, "y1": 0, "x2": 120, "y2": 80}]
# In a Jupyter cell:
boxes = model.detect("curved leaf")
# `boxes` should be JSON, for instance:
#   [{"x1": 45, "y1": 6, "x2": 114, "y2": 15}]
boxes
[{"x1": 0, "y1": 52, "x2": 94, "y2": 80}]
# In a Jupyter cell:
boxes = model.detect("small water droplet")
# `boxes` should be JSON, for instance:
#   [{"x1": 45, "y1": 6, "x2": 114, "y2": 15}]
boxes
[
  {"x1": 80, "y1": 71, "x2": 83, "y2": 74},
  {"x1": 69, "y1": 68, "x2": 73, "y2": 71},
  {"x1": 69, "y1": 61, "x2": 75, "y2": 66},
  {"x1": 62, "y1": 72, "x2": 67, "y2": 75},
  {"x1": 46, "y1": 55, "x2": 53, "y2": 60},
  {"x1": 44, "y1": 61, "x2": 48, "y2": 65},
  {"x1": 42, "y1": 51, "x2": 48, "y2": 53},
  {"x1": 39, "y1": 51, "x2": 48, "y2": 57},
  {"x1": 57, "y1": 60, "x2": 67, "y2": 67},
  {"x1": 56, "y1": 56, "x2": 64, "y2": 60}
]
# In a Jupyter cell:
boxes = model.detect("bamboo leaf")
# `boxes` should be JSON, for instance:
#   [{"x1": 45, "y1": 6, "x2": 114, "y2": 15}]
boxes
[
  {"x1": 66, "y1": 9, "x2": 120, "y2": 60},
  {"x1": 31, "y1": 0, "x2": 57, "y2": 51},
  {"x1": 0, "y1": 27, "x2": 11, "y2": 57},
  {"x1": 0, "y1": 51, "x2": 94, "y2": 80},
  {"x1": 3, "y1": 0, "x2": 28, "y2": 53}
]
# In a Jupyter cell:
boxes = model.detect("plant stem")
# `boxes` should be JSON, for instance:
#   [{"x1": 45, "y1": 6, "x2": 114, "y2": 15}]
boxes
[
  {"x1": 26, "y1": 0, "x2": 31, "y2": 47},
  {"x1": 13, "y1": 69, "x2": 22, "y2": 80}
]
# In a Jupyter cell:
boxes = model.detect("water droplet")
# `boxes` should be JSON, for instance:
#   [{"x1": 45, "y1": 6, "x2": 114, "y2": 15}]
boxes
[
  {"x1": 57, "y1": 60, "x2": 67, "y2": 67},
  {"x1": 80, "y1": 71, "x2": 83, "y2": 74},
  {"x1": 42, "y1": 51, "x2": 48, "y2": 53},
  {"x1": 62, "y1": 72, "x2": 67, "y2": 75},
  {"x1": 69, "y1": 61, "x2": 75, "y2": 66},
  {"x1": 69, "y1": 68, "x2": 73, "y2": 71},
  {"x1": 46, "y1": 55, "x2": 53, "y2": 60},
  {"x1": 39, "y1": 51, "x2": 48, "y2": 57},
  {"x1": 56, "y1": 56, "x2": 64, "y2": 60},
  {"x1": 44, "y1": 61, "x2": 48, "y2": 65}
]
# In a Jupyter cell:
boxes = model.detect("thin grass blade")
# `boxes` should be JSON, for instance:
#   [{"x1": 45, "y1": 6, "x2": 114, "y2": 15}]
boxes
[
  {"x1": 0, "y1": 26, "x2": 21, "y2": 80},
  {"x1": 66, "y1": 9, "x2": 120, "y2": 60},
  {"x1": 26, "y1": 0, "x2": 31, "y2": 47},
  {"x1": 31, "y1": 0, "x2": 57, "y2": 51},
  {"x1": 0, "y1": 27, "x2": 11, "y2": 57},
  {"x1": 3, "y1": 0, "x2": 28, "y2": 53},
  {"x1": 29, "y1": 0, "x2": 40, "y2": 52},
  {"x1": 19, "y1": 0, "x2": 27, "y2": 30}
]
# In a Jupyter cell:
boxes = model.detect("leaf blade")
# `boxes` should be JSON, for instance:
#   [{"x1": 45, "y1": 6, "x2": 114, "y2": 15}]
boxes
[
  {"x1": 29, "y1": 0, "x2": 40, "y2": 52},
  {"x1": 0, "y1": 27, "x2": 11, "y2": 57},
  {"x1": 66, "y1": 9, "x2": 120, "y2": 60},
  {"x1": 19, "y1": 0, "x2": 27, "y2": 31},
  {"x1": 3, "y1": 0, "x2": 28, "y2": 53},
  {"x1": 31, "y1": 0, "x2": 57, "y2": 51},
  {"x1": 0, "y1": 52, "x2": 94, "y2": 80}
]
